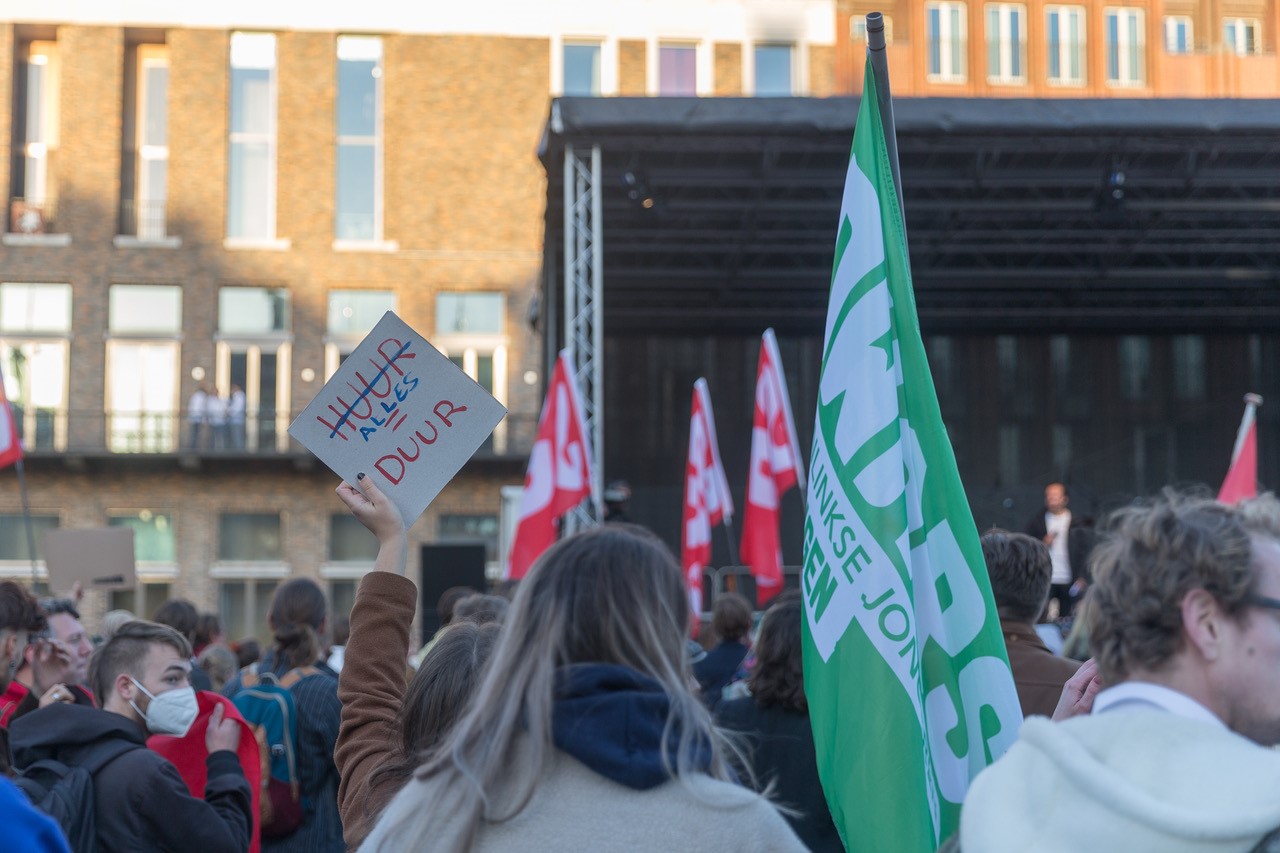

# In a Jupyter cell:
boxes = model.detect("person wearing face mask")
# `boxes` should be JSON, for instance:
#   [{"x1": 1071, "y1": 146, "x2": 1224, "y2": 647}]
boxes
[{"x1": 9, "y1": 620, "x2": 252, "y2": 853}]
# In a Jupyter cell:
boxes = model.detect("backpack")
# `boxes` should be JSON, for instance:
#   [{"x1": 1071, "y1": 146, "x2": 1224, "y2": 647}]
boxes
[
  {"x1": 231, "y1": 663, "x2": 320, "y2": 839},
  {"x1": 14, "y1": 738, "x2": 140, "y2": 853}
]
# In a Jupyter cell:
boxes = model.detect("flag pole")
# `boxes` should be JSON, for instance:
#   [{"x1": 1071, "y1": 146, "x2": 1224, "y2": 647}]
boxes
[
  {"x1": 14, "y1": 459, "x2": 38, "y2": 586},
  {"x1": 865, "y1": 12, "x2": 905, "y2": 225}
]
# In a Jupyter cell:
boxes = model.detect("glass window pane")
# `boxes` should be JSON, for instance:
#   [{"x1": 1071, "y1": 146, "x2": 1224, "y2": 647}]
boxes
[
  {"x1": 987, "y1": 9, "x2": 1001, "y2": 77},
  {"x1": 142, "y1": 583, "x2": 172, "y2": 619},
  {"x1": 230, "y1": 67, "x2": 272, "y2": 136},
  {"x1": 929, "y1": 8, "x2": 942, "y2": 74},
  {"x1": 436, "y1": 293, "x2": 503, "y2": 335},
  {"x1": 1010, "y1": 9, "x2": 1022, "y2": 77},
  {"x1": 253, "y1": 580, "x2": 278, "y2": 642},
  {"x1": 219, "y1": 287, "x2": 289, "y2": 335},
  {"x1": 337, "y1": 38, "x2": 380, "y2": 138},
  {"x1": 329, "y1": 514, "x2": 378, "y2": 561},
  {"x1": 754, "y1": 45, "x2": 792, "y2": 96},
  {"x1": 1107, "y1": 14, "x2": 1119, "y2": 80},
  {"x1": 0, "y1": 283, "x2": 72, "y2": 334},
  {"x1": 1069, "y1": 13, "x2": 1081, "y2": 79},
  {"x1": 109, "y1": 285, "x2": 182, "y2": 335},
  {"x1": 328, "y1": 290, "x2": 395, "y2": 335},
  {"x1": 107, "y1": 342, "x2": 178, "y2": 452},
  {"x1": 219, "y1": 581, "x2": 248, "y2": 639},
  {"x1": 658, "y1": 45, "x2": 697, "y2": 96},
  {"x1": 143, "y1": 64, "x2": 168, "y2": 147},
  {"x1": 563, "y1": 43, "x2": 601, "y2": 96},
  {"x1": 331, "y1": 580, "x2": 357, "y2": 622},
  {"x1": 1119, "y1": 336, "x2": 1150, "y2": 400},
  {"x1": 218, "y1": 513, "x2": 282, "y2": 561},
  {"x1": 25, "y1": 61, "x2": 46, "y2": 145},
  {"x1": 108, "y1": 511, "x2": 176, "y2": 563},
  {"x1": 227, "y1": 141, "x2": 271, "y2": 239},
  {"x1": 475, "y1": 353, "x2": 494, "y2": 393},
  {"x1": 336, "y1": 144, "x2": 377, "y2": 240},
  {"x1": 0, "y1": 514, "x2": 59, "y2": 560},
  {"x1": 439, "y1": 514, "x2": 499, "y2": 563}
]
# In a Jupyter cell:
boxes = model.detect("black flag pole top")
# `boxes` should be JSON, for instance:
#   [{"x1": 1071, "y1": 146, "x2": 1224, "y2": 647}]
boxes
[{"x1": 865, "y1": 12, "x2": 906, "y2": 222}]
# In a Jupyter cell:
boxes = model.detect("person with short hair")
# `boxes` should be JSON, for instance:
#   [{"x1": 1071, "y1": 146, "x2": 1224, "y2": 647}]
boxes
[
  {"x1": 450, "y1": 593, "x2": 510, "y2": 626},
  {"x1": 981, "y1": 529, "x2": 1081, "y2": 718},
  {"x1": 960, "y1": 493, "x2": 1280, "y2": 852},
  {"x1": 344, "y1": 477, "x2": 804, "y2": 852},
  {"x1": 694, "y1": 592, "x2": 754, "y2": 711},
  {"x1": 0, "y1": 583, "x2": 76, "y2": 769},
  {"x1": 1024, "y1": 482, "x2": 1092, "y2": 619},
  {"x1": 153, "y1": 599, "x2": 214, "y2": 691},
  {"x1": 9, "y1": 620, "x2": 251, "y2": 852},
  {"x1": 6, "y1": 597, "x2": 96, "y2": 727}
]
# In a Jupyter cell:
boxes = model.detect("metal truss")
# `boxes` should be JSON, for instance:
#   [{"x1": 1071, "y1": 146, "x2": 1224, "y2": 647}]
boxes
[{"x1": 562, "y1": 144, "x2": 604, "y2": 532}]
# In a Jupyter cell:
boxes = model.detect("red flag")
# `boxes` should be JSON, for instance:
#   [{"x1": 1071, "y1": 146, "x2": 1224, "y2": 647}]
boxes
[
  {"x1": 1219, "y1": 393, "x2": 1263, "y2": 504},
  {"x1": 740, "y1": 329, "x2": 805, "y2": 605},
  {"x1": 506, "y1": 350, "x2": 594, "y2": 579},
  {"x1": 681, "y1": 379, "x2": 733, "y2": 625},
  {"x1": 0, "y1": 362, "x2": 22, "y2": 471}
]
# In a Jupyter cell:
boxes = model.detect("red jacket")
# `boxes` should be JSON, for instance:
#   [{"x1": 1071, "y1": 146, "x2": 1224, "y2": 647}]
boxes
[
  {"x1": 149, "y1": 690, "x2": 262, "y2": 853},
  {"x1": 0, "y1": 681, "x2": 29, "y2": 727}
]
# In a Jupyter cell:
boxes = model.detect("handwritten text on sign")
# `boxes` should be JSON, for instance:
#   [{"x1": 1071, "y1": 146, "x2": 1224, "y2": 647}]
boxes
[{"x1": 289, "y1": 311, "x2": 507, "y2": 525}]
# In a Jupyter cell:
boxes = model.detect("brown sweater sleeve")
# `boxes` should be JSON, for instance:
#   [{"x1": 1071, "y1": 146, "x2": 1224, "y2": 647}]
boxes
[{"x1": 335, "y1": 570, "x2": 417, "y2": 848}]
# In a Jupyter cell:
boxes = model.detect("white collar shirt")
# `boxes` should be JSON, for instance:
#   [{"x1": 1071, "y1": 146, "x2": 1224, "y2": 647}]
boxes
[{"x1": 1092, "y1": 681, "x2": 1226, "y2": 730}]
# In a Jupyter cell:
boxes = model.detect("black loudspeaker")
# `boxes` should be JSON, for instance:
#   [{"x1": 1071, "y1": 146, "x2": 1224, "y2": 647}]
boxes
[{"x1": 419, "y1": 543, "x2": 488, "y2": 646}]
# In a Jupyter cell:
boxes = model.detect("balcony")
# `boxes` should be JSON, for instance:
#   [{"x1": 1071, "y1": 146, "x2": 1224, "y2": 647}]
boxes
[
  {"x1": 15, "y1": 409, "x2": 538, "y2": 465},
  {"x1": 117, "y1": 200, "x2": 181, "y2": 248},
  {"x1": 5, "y1": 198, "x2": 68, "y2": 247}
]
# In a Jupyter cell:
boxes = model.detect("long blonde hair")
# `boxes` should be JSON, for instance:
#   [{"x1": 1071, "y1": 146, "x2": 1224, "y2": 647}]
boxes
[{"x1": 367, "y1": 523, "x2": 746, "y2": 850}]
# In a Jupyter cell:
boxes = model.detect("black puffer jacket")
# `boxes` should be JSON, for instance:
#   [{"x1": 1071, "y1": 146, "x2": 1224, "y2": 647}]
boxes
[{"x1": 10, "y1": 703, "x2": 251, "y2": 853}]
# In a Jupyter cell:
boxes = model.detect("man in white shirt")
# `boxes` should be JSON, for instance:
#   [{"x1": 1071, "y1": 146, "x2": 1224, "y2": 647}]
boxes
[
  {"x1": 1025, "y1": 482, "x2": 1086, "y2": 619},
  {"x1": 227, "y1": 384, "x2": 247, "y2": 450},
  {"x1": 961, "y1": 493, "x2": 1280, "y2": 852}
]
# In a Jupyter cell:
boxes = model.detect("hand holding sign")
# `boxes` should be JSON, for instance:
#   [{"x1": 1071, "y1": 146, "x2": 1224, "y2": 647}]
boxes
[{"x1": 289, "y1": 312, "x2": 507, "y2": 527}]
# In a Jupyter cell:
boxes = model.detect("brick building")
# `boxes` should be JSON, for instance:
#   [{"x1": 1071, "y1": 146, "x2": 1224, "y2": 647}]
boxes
[
  {"x1": 837, "y1": 0, "x2": 1280, "y2": 97},
  {"x1": 0, "y1": 1, "x2": 836, "y2": 639}
]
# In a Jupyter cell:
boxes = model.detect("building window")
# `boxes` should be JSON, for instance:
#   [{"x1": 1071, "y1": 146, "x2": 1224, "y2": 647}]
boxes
[
  {"x1": 927, "y1": 2, "x2": 968, "y2": 82},
  {"x1": 1105, "y1": 7, "x2": 1145, "y2": 86},
  {"x1": 330, "y1": 580, "x2": 357, "y2": 623},
  {"x1": 336, "y1": 36, "x2": 383, "y2": 243},
  {"x1": 107, "y1": 285, "x2": 182, "y2": 453},
  {"x1": 0, "y1": 513, "x2": 58, "y2": 561},
  {"x1": 997, "y1": 424, "x2": 1020, "y2": 486},
  {"x1": 986, "y1": 4, "x2": 1026, "y2": 83},
  {"x1": 108, "y1": 510, "x2": 177, "y2": 563},
  {"x1": 1224, "y1": 19, "x2": 1260, "y2": 56},
  {"x1": 123, "y1": 44, "x2": 169, "y2": 239},
  {"x1": 1164, "y1": 15, "x2": 1193, "y2": 54},
  {"x1": 440, "y1": 514, "x2": 500, "y2": 571},
  {"x1": 1172, "y1": 335, "x2": 1206, "y2": 401},
  {"x1": 753, "y1": 44, "x2": 793, "y2": 96},
  {"x1": 218, "y1": 579, "x2": 278, "y2": 643},
  {"x1": 658, "y1": 43, "x2": 698, "y2": 95},
  {"x1": 323, "y1": 289, "x2": 396, "y2": 377},
  {"x1": 435, "y1": 293, "x2": 507, "y2": 452},
  {"x1": 1119, "y1": 336, "x2": 1150, "y2": 401},
  {"x1": 10, "y1": 39, "x2": 59, "y2": 234},
  {"x1": 227, "y1": 33, "x2": 277, "y2": 241},
  {"x1": 108, "y1": 583, "x2": 172, "y2": 621},
  {"x1": 563, "y1": 41, "x2": 602, "y2": 96},
  {"x1": 0, "y1": 282, "x2": 70, "y2": 451},
  {"x1": 851, "y1": 16, "x2": 894, "y2": 43},
  {"x1": 1047, "y1": 6, "x2": 1086, "y2": 85},
  {"x1": 218, "y1": 513, "x2": 282, "y2": 562},
  {"x1": 329, "y1": 513, "x2": 378, "y2": 563},
  {"x1": 216, "y1": 286, "x2": 291, "y2": 452}
]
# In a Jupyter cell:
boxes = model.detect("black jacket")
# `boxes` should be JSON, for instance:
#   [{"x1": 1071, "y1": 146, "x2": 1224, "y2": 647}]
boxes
[
  {"x1": 717, "y1": 697, "x2": 844, "y2": 853},
  {"x1": 10, "y1": 703, "x2": 252, "y2": 853},
  {"x1": 1023, "y1": 512, "x2": 1096, "y2": 584},
  {"x1": 693, "y1": 641, "x2": 749, "y2": 711}
]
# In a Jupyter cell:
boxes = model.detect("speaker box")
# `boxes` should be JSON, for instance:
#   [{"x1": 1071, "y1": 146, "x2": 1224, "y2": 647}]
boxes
[{"x1": 419, "y1": 543, "x2": 488, "y2": 646}]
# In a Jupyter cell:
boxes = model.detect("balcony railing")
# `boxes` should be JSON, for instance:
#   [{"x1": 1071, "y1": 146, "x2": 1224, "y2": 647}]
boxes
[
  {"x1": 120, "y1": 199, "x2": 171, "y2": 241},
  {"x1": 8, "y1": 198, "x2": 59, "y2": 235},
  {"x1": 16, "y1": 409, "x2": 539, "y2": 460}
]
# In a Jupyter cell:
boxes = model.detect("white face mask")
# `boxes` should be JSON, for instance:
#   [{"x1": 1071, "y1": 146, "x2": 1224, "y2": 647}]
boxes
[{"x1": 129, "y1": 678, "x2": 199, "y2": 737}]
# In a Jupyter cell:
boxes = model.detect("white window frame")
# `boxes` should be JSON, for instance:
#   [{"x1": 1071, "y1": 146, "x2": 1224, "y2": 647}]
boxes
[
  {"x1": 135, "y1": 46, "x2": 169, "y2": 240},
  {"x1": 334, "y1": 36, "x2": 385, "y2": 247},
  {"x1": 215, "y1": 285, "x2": 293, "y2": 453},
  {"x1": 226, "y1": 33, "x2": 282, "y2": 247},
  {"x1": 0, "y1": 281, "x2": 72, "y2": 451},
  {"x1": 649, "y1": 39, "x2": 712, "y2": 96},
  {"x1": 745, "y1": 42, "x2": 799, "y2": 97},
  {"x1": 1224, "y1": 18, "x2": 1261, "y2": 56},
  {"x1": 1105, "y1": 7, "x2": 1146, "y2": 87},
  {"x1": 105, "y1": 284, "x2": 182, "y2": 454},
  {"x1": 1164, "y1": 15, "x2": 1193, "y2": 54},
  {"x1": 986, "y1": 3, "x2": 1027, "y2": 84},
  {"x1": 926, "y1": 2, "x2": 968, "y2": 83},
  {"x1": 435, "y1": 293, "x2": 508, "y2": 453},
  {"x1": 552, "y1": 36, "x2": 617, "y2": 96},
  {"x1": 1046, "y1": 5, "x2": 1087, "y2": 86}
]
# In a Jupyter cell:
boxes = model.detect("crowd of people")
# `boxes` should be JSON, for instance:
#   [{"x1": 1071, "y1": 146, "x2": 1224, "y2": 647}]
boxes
[
  {"x1": 2, "y1": 475, "x2": 1280, "y2": 852},
  {"x1": 186, "y1": 383, "x2": 248, "y2": 451}
]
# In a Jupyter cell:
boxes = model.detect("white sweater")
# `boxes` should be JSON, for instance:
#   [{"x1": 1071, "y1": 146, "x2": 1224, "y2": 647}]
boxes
[
  {"x1": 361, "y1": 740, "x2": 805, "y2": 853},
  {"x1": 961, "y1": 710, "x2": 1280, "y2": 853}
]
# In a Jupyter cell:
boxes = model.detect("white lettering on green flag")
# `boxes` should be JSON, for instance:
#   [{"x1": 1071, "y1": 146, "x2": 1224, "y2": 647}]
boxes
[{"x1": 802, "y1": 59, "x2": 1023, "y2": 852}]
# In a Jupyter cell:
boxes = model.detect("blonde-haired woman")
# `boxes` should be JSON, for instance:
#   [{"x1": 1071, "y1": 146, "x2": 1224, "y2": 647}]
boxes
[{"x1": 343, "y1": 477, "x2": 804, "y2": 852}]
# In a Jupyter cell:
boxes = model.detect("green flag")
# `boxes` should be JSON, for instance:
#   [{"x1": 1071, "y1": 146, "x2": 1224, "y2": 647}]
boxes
[{"x1": 802, "y1": 59, "x2": 1023, "y2": 852}]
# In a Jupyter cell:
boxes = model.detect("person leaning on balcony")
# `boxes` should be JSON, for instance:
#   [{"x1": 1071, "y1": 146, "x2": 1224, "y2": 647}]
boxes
[{"x1": 186, "y1": 383, "x2": 210, "y2": 450}]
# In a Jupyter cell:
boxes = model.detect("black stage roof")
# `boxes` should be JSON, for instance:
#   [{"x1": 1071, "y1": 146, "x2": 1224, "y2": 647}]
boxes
[{"x1": 539, "y1": 97, "x2": 1280, "y2": 335}]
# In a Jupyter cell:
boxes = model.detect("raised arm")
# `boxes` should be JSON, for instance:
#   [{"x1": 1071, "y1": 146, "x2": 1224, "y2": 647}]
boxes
[{"x1": 333, "y1": 475, "x2": 418, "y2": 847}]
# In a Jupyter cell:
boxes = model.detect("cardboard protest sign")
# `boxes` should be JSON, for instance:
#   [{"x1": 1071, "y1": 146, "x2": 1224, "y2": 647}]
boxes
[
  {"x1": 288, "y1": 311, "x2": 507, "y2": 525},
  {"x1": 41, "y1": 527, "x2": 137, "y2": 591}
]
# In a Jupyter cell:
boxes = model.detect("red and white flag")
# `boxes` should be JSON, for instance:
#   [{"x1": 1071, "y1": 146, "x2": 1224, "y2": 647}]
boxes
[
  {"x1": 681, "y1": 379, "x2": 733, "y2": 623},
  {"x1": 0, "y1": 363, "x2": 22, "y2": 471},
  {"x1": 1219, "y1": 393, "x2": 1263, "y2": 505},
  {"x1": 741, "y1": 329, "x2": 805, "y2": 605},
  {"x1": 505, "y1": 351, "x2": 594, "y2": 579}
]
